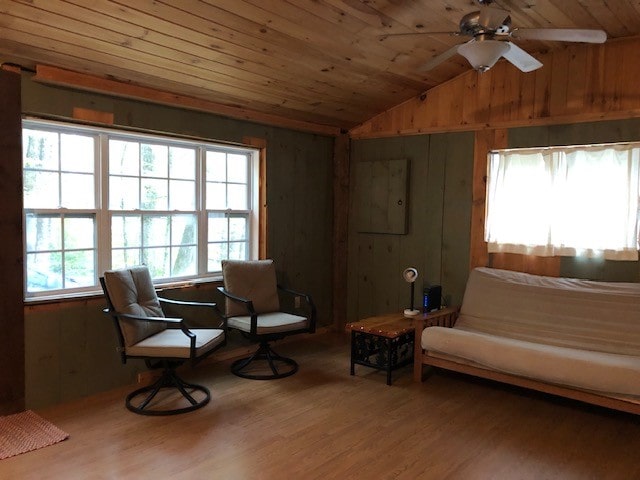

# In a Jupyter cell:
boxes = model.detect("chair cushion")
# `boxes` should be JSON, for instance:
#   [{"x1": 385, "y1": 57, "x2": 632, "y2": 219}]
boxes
[
  {"x1": 103, "y1": 266, "x2": 165, "y2": 347},
  {"x1": 222, "y1": 259, "x2": 280, "y2": 317},
  {"x1": 126, "y1": 328, "x2": 226, "y2": 359},
  {"x1": 227, "y1": 312, "x2": 308, "y2": 335}
]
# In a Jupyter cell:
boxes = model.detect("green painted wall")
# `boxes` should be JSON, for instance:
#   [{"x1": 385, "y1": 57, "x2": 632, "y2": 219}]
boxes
[
  {"x1": 348, "y1": 132, "x2": 475, "y2": 321},
  {"x1": 20, "y1": 76, "x2": 334, "y2": 408}
]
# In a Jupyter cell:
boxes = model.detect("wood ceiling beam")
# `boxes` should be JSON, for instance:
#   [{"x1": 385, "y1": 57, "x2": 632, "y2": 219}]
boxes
[{"x1": 32, "y1": 65, "x2": 342, "y2": 137}]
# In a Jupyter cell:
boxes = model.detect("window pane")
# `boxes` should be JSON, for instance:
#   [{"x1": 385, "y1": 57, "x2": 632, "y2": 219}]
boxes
[
  {"x1": 26, "y1": 215, "x2": 62, "y2": 252},
  {"x1": 143, "y1": 247, "x2": 170, "y2": 278},
  {"x1": 206, "y1": 182, "x2": 227, "y2": 209},
  {"x1": 23, "y1": 129, "x2": 58, "y2": 170},
  {"x1": 172, "y1": 246, "x2": 197, "y2": 276},
  {"x1": 112, "y1": 248, "x2": 141, "y2": 270},
  {"x1": 24, "y1": 171, "x2": 59, "y2": 209},
  {"x1": 110, "y1": 176, "x2": 139, "y2": 210},
  {"x1": 208, "y1": 213, "x2": 228, "y2": 242},
  {"x1": 109, "y1": 139, "x2": 139, "y2": 176},
  {"x1": 207, "y1": 243, "x2": 227, "y2": 272},
  {"x1": 61, "y1": 173, "x2": 94, "y2": 208},
  {"x1": 143, "y1": 216, "x2": 170, "y2": 247},
  {"x1": 61, "y1": 134, "x2": 94, "y2": 173},
  {"x1": 228, "y1": 154, "x2": 248, "y2": 183},
  {"x1": 229, "y1": 217, "x2": 247, "y2": 241},
  {"x1": 229, "y1": 242, "x2": 247, "y2": 260},
  {"x1": 169, "y1": 180, "x2": 195, "y2": 210},
  {"x1": 64, "y1": 217, "x2": 94, "y2": 250},
  {"x1": 112, "y1": 215, "x2": 142, "y2": 248},
  {"x1": 141, "y1": 144, "x2": 168, "y2": 177},
  {"x1": 228, "y1": 184, "x2": 248, "y2": 210},
  {"x1": 27, "y1": 252, "x2": 63, "y2": 292},
  {"x1": 172, "y1": 215, "x2": 197, "y2": 245},
  {"x1": 142, "y1": 178, "x2": 168, "y2": 210},
  {"x1": 206, "y1": 151, "x2": 226, "y2": 181},
  {"x1": 64, "y1": 250, "x2": 95, "y2": 288},
  {"x1": 169, "y1": 147, "x2": 196, "y2": 180}
]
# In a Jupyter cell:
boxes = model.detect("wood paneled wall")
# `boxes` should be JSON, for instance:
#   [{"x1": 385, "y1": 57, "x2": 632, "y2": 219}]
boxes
[
  {"x1": 0, "y1": 68, "x2": 25, "y2": 414},
  {"x1": 348, "y1": 133, "x2": 474, "y2": 323},
  {"x1": 350, "y1": 37, "x2": 640, "y2": 139}
]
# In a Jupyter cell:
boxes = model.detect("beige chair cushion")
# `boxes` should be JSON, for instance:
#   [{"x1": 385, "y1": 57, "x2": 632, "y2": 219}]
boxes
[
  {"x1": 227, "y1": 312, "x2": 308, "y2": 335},
  {"x1": 222, "y1": 259, "x2": 280, "y2": 317},
  {"x1": 103, "y1": 266, "x2": 165, "y2": 347},
  {"x1": 127, "y1": 328, "x2": 226, "y2": 359}
]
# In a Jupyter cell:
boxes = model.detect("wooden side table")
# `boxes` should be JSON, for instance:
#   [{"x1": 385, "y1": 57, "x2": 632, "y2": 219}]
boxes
[
  {"x1": 346, "y1": 308, "x2": 458, "y2": 385},
  {"x1": 346, "y1": 313, "x2": 415, "y2": 386}
]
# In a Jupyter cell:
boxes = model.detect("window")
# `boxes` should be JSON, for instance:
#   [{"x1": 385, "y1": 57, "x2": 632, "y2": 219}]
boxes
[
  {"x1": 485, "y1": 142, "x2": 640, "y2": 260},
  {"x1": 23, "y1": 119, "x2": 259, "y2": 297}
]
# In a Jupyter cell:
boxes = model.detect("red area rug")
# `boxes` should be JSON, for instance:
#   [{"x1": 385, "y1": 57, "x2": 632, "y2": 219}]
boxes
[{"x1": 0, "y1": 410, "x2": 69, "y2": 460}]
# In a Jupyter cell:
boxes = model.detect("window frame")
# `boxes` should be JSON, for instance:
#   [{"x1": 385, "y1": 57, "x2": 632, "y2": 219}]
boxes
[{"x1": 22, "y1": 118, "x2": 260, "y2": 300}]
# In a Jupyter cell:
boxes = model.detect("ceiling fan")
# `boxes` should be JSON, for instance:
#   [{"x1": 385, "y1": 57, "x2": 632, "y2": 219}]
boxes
[{"x1": 381, "y1": 0, "x2": 607, "y2": 73}]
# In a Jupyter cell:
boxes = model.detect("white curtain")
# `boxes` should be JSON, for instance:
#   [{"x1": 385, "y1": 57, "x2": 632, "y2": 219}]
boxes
[{"x1": 485, "y1": 144, "x2": 640, "y2": 260}]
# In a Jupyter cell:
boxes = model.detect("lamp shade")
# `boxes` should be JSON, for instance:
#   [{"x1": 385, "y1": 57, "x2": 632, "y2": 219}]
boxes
[
  {"x1": 458, "y1": 40, "x2": 510, "y2": 72},
  {"x1": 402, "y1": 267, "x2": 418, "y2": 283}
]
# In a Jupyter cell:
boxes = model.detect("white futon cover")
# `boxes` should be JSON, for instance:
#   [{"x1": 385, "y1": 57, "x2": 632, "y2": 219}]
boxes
[{"x1": 422, "y1": 268, "x2": 640, "y2": 396}]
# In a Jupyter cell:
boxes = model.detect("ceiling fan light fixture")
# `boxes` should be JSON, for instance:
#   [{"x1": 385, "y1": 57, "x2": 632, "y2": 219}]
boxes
[{"x1": 458, "y1": 40, "x2": 510, "y2": 72}]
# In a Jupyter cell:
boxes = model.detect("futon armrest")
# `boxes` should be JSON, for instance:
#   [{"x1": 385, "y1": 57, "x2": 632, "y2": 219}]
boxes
[
  {"x1": 412, "y1": 307, "x2": 460, "y2": 383},
  {"x1": 412, "y1": 306, "x2": 460, "y2": 331}
]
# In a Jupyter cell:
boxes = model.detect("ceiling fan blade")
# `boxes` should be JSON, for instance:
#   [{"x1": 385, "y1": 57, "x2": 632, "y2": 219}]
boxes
[
  {"x1": 379, "y1": 31, "x2": 459, "y2": 40},
  {"x1": 419, "y1": 43, "x2": 466, "y2": 71},
  {"x1": 501, "y1": 42, "x2": 543, "y2": 72},
  {"x1": 511, "y1": 28, "x2": 607, "y2": 43},
  {"x1": 478, "y1": 5, "x2": 510, "y2": 29}
]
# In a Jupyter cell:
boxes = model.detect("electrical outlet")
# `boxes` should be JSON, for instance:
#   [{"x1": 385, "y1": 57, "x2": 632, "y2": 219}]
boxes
[{"x1": 294, "y1": 296, "x2": 301, "y2": 308}]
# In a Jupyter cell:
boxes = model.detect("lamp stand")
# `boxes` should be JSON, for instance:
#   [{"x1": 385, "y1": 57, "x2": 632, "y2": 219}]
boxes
[{"x1": 404, "y1": 282, "x2": 419, "y2": 317}]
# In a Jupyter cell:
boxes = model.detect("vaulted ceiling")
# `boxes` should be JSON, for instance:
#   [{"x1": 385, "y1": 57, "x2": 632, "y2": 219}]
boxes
[{"x1": 2, "y1": 0, "x2": 640, "y2": 132}]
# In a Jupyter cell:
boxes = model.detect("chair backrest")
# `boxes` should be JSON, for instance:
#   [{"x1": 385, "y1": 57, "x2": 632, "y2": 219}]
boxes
[
  {"x1": 102, "y1": 266, "x2": 165, "y2": 347},
  {"x1": 222, "y1": 259, "x2": 280, "y2": 317}
]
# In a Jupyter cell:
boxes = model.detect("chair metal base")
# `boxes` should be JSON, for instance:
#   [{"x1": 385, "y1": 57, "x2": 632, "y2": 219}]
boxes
[
  {"x1": 231, "y1": 341, "x2": 298, "y2": 380},
  {"x1": 126, "y1": 366, "x2": 210, "y2": 415}
]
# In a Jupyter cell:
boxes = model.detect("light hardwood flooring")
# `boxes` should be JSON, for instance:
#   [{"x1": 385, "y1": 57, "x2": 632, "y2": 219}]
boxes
[{"x1": 2, "y1": 333, "x2": 640, "y2": 480}]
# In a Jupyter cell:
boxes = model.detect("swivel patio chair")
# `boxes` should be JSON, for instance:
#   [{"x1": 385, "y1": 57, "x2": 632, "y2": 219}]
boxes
[
  {"x1": 101, "y1": 265, "x2": 226, "y2": 415},
  {"x1": 218, "y1": 259, "x2": 316, "y2": 380}
]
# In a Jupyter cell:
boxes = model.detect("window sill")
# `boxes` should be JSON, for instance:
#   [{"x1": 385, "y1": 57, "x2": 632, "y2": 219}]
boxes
[{"x1": 24, "y1": 275, "x2": 224, "y2": 306}]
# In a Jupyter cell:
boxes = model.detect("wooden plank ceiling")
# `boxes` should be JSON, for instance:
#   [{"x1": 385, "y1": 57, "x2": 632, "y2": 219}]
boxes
[{"x1": 1, "y1": 0, "x2": 640, "y2": 132}]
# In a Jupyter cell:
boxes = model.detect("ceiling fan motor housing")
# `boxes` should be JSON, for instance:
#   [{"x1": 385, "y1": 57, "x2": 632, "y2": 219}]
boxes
[{"x1": 460, "y1": 11, "x2": 512, "y2": 37}]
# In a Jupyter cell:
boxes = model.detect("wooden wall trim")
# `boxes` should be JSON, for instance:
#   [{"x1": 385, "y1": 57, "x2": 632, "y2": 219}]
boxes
[
  {"x1": 469, "y1": 129, "x2": 507, "y2": 271},
  {"x1": 332, "y1": 134, "x2": 350, "y2": 331},
  {"x1": 242, "y1": 136, "x2": 268, "y2": 260},
  {"x1": 350, "y1": 37, "x2": 640, "y2": 140},
  {"x1": 33, "y1": 65, "x2": 341, "y2": 137},
  {"x1": 0, "y1": 68, "x2": 25, "y2": 414}
]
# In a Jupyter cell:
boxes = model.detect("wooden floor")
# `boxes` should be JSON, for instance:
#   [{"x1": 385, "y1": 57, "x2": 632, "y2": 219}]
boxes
[{"x1": 3, "y1": 333, "x2": 640, "y2": 479}]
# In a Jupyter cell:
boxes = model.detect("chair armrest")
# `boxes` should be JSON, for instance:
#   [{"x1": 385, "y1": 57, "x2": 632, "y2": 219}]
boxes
[
  {"x1": 103, "y1": 309, "x2": 200, "y2": 357},
  {"x1": 110, "y1": 310, "x2": 184, "y2": 324},
  {"x1": 277, "y1": 285, "x2": 317, "y2": 333},
  {"x1": 217, "y1": 286, "x2": 256, "y2": 315},
  {"x1": 159, "y1": 297, "x2": 217, "y2": 309}
]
